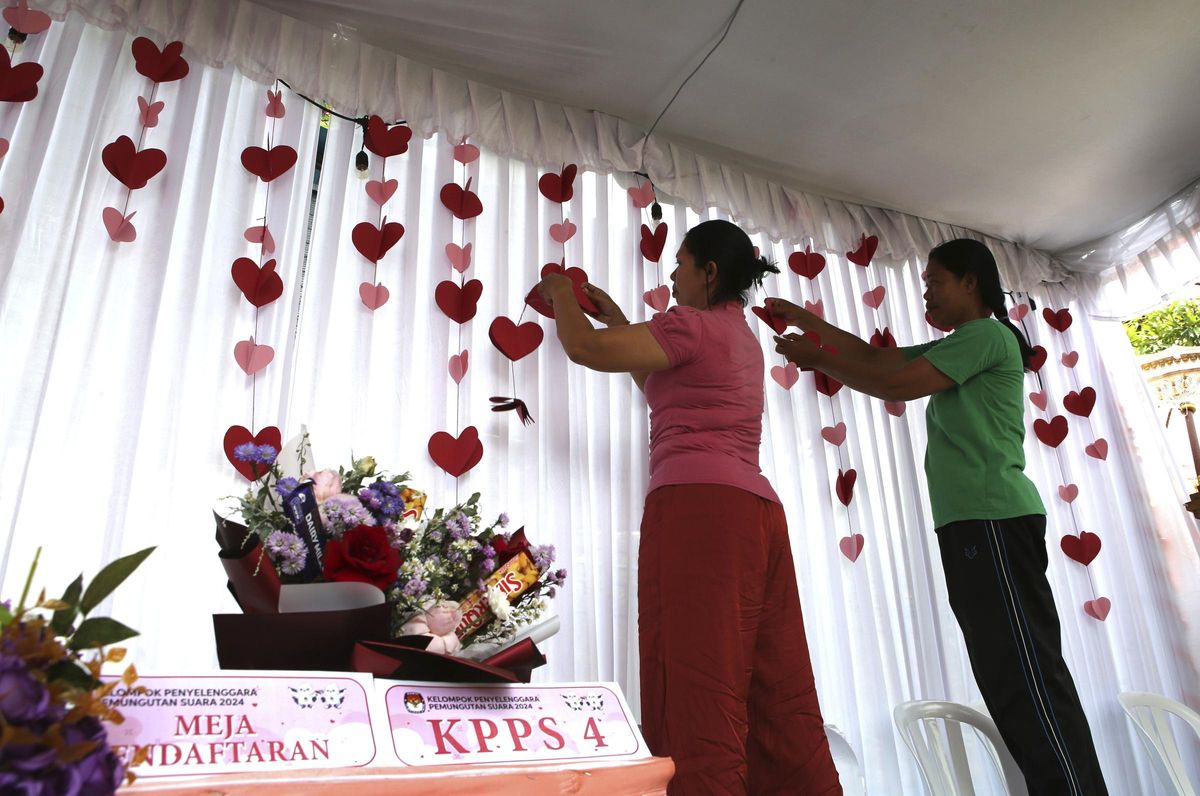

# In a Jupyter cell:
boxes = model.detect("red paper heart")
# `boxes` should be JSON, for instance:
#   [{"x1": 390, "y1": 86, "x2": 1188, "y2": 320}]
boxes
[
  {"x1": 231, "y1": 258, "x2": 284, "y2": 307},
  {"x1": 233, "y1": 337, "x2": 274, "y2": 375},
  {"x1": 366, "y1": 178, "x2": 398, "y2": 206},
  {"x1": 0, "y1": 47, "x2": 43, "y2": 103},
  {"x1": 427, "y1": 426, "x2": 484, "y2": 478},
  {"x1": 241, "y1": 145, "x2": 297, "y2": 183},
  {"x1": 1028, "y1": 345, "x2": 1048, "y2": 372},
  {"x1": 445, "y1": 243, "x2": 472, "y2": 273},
  {"x1": 359, "y1": 282, "x2": 389, "y2": 310},
  {"x1": 1085, "y1": 439, "x2": 1109, "y2": 460},
  {"x1": 628, "y1": 181, "x2": 655, "y2": 209},
  {"x1": 525, "y1": 263, "x2": 597, "y2": 318},
  {"x1": 846, "y1": 234, "x2": 878, "y2": 267},
  {"x1": 448, "y1": 351, "x2": 469, "y2": 384},
  {"x1": 1060, "y1": 532, "x2": 1101, "y2": 566},
  {"x1": 102, "y1": 136, "x2": 167, "y2": 190},
  {"x1": 137, "y1": 95, "x2": 164, "y2": 128},
  {"x1": 101, "y1": 207, "x2": 137, "y2": 242},
  {"x1": 835, "y1": 468, "x2": 857, "y2": 506},
  {"x1": 1061, "y1": 351, "x2": 1079, "y2": 368},
  {"x1": 265, "y1": 89, "x2": 285, "y2": 119},
  {"x1": 839, "y1": 534, "x2": 864, "y2": 562},
  {"x1": 1043, "y1": 307, "x2": 1073, "y2": 332},
  {"x1": 884, "y1": 400, "x2": 906, "y2": 417},
  {"x1": 751, "y1": 305, "x2": 787, "y2": 335},
  {"x1": 1063, "y1": 387, "x2": 1096, "y2": 417},
  {"x1": 1029, "y1": 391, "x2": 1048, "y2": 411},
  {"x1": 364, "y1": 115, "x2": 412, "y2": 158},
  {"x1": 640, "y1": 223, "x2": 668, "y2": 263},
  {"x1": 1033, "y1": 415, "x2": 1069, "y2": 448},
  {"x1": 1083, "y1": 597, "x2": 1111, "y2": 621},
  {"x1": 489, "y1": 317, "x2": 544, "y2": 361},
  {"x1": 440, "y1": 181, "x2": 484, "y2": 220},
  {"x1": 1009, "y1": 303, "x2": 1030, "y2": 322},
  {"x1": 538, "y1": 164, "x2": 578, "y2": 203},
  {"x1": 223, "y1": 425, "x2": 282, "y2": 481},
  {"x1": 771, "y1": 363, "x2": 798, "y2": 390},
  {"x1": 1058, "y1": 484, "x2": 1079, "y2": 503},
  {"x1": 453, "y1": 142, "x2": 480, "y2": 164},
  {"x1": 820, "y1": 423, "x2": 847, "y2": 446},
  {"x1": 131, "y1": 37, "x2": 189, "y2": 83},
  {"x1": 814, "y1": 371, "x2": 844, "y2": 397},
  {"x1": 870, "y1": 327, "x2": 897, "y2": 348},
  {"x1": 925, "y1": 312, "x2": 954, "y2": 333},
  {"x1": 352, "y1": 219, "x2": 405, "y2": 263},
  {"x1": 435, "y1": 279, "x2": 484, "y2": 324},
  {"x1": 4, "y1": 0, "x2": 51, "y2": 35},
  {"x1": 643, "y1": 285, "x2": 670, "y2": 313},
  {"x1": 862, "y1": 286, "x2": 886, "y2": 309},
  {"x1": 788, "y1": 246, "x2": 826, "y2": 280}
]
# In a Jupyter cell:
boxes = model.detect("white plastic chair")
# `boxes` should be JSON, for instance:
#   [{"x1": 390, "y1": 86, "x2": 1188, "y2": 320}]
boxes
[
  {"x1": 824, "y1": 723, "x2": 866, "y2": 796},
  {"x1": 1119, "y1": 691, "x2": 1200, "y2": 796},
  {"x1": 894, "y1": 700, "x2": 1028, "y2": 796}
]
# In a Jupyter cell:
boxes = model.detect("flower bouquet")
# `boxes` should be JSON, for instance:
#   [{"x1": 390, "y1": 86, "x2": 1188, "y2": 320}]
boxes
[
  {"x1": 213, "y1": 432, "x2": 565, "y2": 682},
  {"x1": 0, "y1": 546, "x2": 153, "y2": 794}
]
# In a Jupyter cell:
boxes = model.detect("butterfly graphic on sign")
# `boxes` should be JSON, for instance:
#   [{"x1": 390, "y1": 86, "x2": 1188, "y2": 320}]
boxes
[
  {"x1": 289, "y1": 684, "x2": 318, "y2": 709},
  {"x1": 562, "y1": 694, "x2": 605, "y2": 712},
  {"x1": 319, "y1": 686, "x2": 346, "y2": 710}
]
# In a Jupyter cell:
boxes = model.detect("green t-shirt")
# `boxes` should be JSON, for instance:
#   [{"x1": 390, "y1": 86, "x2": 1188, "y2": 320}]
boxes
[{"x1": 901, "y1": 319, "x2": 1045, "y2": 528}]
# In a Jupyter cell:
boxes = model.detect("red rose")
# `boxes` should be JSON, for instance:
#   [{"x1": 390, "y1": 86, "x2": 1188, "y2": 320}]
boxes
[{"x1": 323, "y1": 525, "x2": 401, "y2": 591}]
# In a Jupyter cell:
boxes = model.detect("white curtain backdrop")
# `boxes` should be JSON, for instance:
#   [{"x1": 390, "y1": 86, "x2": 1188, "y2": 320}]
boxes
[{"x1": 3, "y1": 10, "x2": 1199, "y2": 796}]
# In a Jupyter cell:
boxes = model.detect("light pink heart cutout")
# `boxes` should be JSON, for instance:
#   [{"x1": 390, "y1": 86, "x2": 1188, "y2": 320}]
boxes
[
  {"x1": 1009, "y1": 303, "x2": 1029, "y2": 322},
  {"x1": 366, "y1": 178, "x2": 398, "y2": 206},
  {"x1": 102, "y1": 207, "x2": 137, "y2": 242},
  {"x1": 1029, "y1": 391, "x2": 1048, "y2": 411},
  {"x1": 0, "y1": 138, "x2": 8, "y2": 159},
  {"x1": 885, "y1": 401, "x2": 906, "y2": 417},
  {"x1": 804, "y1": 300, "x2": 825, "y2": 319},
  {"x1": 1061, "y1": 351, "x2": 1079, "y2": 368},
  {"x1": 820, "y1": 423, "x2": 847, "y2": 446},
  {"x1": 245, "y1": 225, "x2": 276, "y2": 255},
  {"x1": 839, "y1": 534, "x2": 865, "y2": 562},
  {"x1": 549, "y1": 220, "x2": 577, "y2": 243},
  {"x1": 628, "y1": 182, "x2": 656, "y2": 209},
  {"x1": 1083, "y1": 597, "x2": 1111, "y2": 621},
  {"x1": 1085, "y1": 438, "x2": 1108, "y2": 460},
  {"x1": 138, "y1": 95, "x2": 164, "y2": 128},
  {"x1": 265, "y1": 89, "x2": 286, "y2": 119},
  {"x1": 771, "y1": 363, "x2": 798, "y2": 390},
  {"x1": 233, "y1": 337, "x2": 274, "y2": 375},
  {"x1": 445, "y1": 242, "x2": 473, "y2": 274},
  {"x1": 643, "y1": 285, "x2": 670, "y2": 313},
  {"x1": 863, "y1": 286, "x2": 886, "y2": 309},
  {"x1": 359, "y1": 281, "x2": 389, "y2": 310},
  {"x1": 453, "y1": 142, "x2": 480, "y2": 164},
  {"x1": 1058, "y1": 484, "x2": 1079, "y2": 503},
  {"x1": 448, "y1": 350, "x2": 468, "y2": 384}
]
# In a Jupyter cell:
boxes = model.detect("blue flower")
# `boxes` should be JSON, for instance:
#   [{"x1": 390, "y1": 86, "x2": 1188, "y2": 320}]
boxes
[
  {"x1": 275, "y1": 477, "x2": 299, "y2": 497},
  {"x1": 233, "y1": 443, "x2": 278, "y2": 465}
]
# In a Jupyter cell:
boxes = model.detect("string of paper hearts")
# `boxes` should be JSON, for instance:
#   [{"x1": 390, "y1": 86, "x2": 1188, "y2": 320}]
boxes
[
  {"x1": 630, "y1": 176, "x2": 670, "y2": 313},
  {"x1": 99, "y1": 37, "x2": 188, "y2": 242},
  {"x1": 845, "y1": 233, "x2": 908, "y2": 418},
  {"x1": 1, "y1": 0, "x2": 52, "y2": 216},
  {"x1": 353, "y1": 115, "x2": 412, "y2": 310}
]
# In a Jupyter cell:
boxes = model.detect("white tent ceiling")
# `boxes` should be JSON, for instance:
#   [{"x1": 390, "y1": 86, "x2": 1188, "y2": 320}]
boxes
[{"x1": 248, "y1": 0, "x2": 1200, "y2": 255}]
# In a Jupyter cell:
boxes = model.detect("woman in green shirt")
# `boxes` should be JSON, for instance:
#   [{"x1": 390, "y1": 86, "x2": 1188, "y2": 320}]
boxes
[{"x1": 769, "y1": 238, "x2": 1107, "y2": 796}]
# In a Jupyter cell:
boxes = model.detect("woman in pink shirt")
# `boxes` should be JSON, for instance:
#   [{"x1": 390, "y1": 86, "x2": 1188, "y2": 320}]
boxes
[{"x1": 537, "y1": 220, "x2": 841, "y2": 795}]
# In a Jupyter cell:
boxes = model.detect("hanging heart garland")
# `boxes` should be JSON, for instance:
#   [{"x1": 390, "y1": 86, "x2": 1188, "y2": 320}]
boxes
[{"x1": 356, "y1": 115, "x2": 412, "y2": 310}]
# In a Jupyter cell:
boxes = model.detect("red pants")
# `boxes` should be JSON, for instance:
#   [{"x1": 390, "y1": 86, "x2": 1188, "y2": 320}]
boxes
[{"x1": 639, "y1": 484, "x2": 842, "y2": 795}]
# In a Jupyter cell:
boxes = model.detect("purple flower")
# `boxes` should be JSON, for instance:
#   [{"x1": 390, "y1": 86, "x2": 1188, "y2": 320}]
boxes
[
  {"x1": 0, "y1": 653, "x2": 50, "y2": 724},
  {"x1": 58, "y1": 716, "x2": 125, "y2": 794},
  {"x1": 275, "y1": 477, "x2": 299, "y2": 497},
  {"x1": 498, "y1": 513, "x2": 510, "y2": 528},
  {"x1": 480, "y1": 545, "x2": 495, "y2": 559},
  {"x1": 481, "y1": 557, "x2": 496, "y2": 574},
  {"x1": 402, "y1": 577, "x2": 428, "y2": 597},
  {"x1": 320, "y1": 495, "x2": 376, "y2": 538},
  {"x1": 447, "y1": 512, "x2": 471, "y2": 540},
  {"x1": 547, "y1": 587, "x2": 557, "y2": 598},
  {"x1": 233, "y1": 443, "x2": 278, "y2": 465},
  {"x1": 531, "y1": 545, "x2": 556, "y2": 573}
]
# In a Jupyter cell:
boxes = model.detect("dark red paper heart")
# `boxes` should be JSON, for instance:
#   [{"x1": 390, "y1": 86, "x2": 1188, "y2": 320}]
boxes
[
  {"x1": 525, "y1": 263, "x2": 598, "y2": 318},
  {"x1": 0, "y1": 47, "x2": 43, "y2": 103},
  {"x1": 241, "y1": 145, "x2": 298, "y2": 183},
  {"x1": 131, "y1": 37, "x2": 190, "y2": 83},
  {"x1": 102, "y1": 136, "x2": 167, "y2": 190},
  {"x1": 538, "y1": 164, "x2": 578, "y2": 203},
  {"x1": 223, "y1": 425, "x2": 282, "y2": 481},
  {"x1": 364, "y1": 115, "x2": 412, "y2": 158},
  {"x1": 751, "y1": 305, "x2": 787, "y2": 335},
  {"x1": 1033, "y1": 415, "x2": 1069, "y2": 448},
  {"x1": 846, "y1": 234, "x2": 879, "y2": 267},
  {"x1": 435, "y1": 279, "x2": 484, "y2": 324},
  {"x1": 1063, "y1": 387, "x2": 1096, "y2": 418},
  {"x1": 788, "y1": 247, "x2": 826, "y2": 280},
  {"x1": 1027, "y1": 345, "x2": 1048, "y2": 372},
  {"x1": 870, "y1": 327, "x2": 897, "y2": 348},
  {"x1": 814, "y1": 371, "x2": 844, "y2": 397},
  {"x1": 640, "y1": 223, "x2": 668, "y2": 263},
  {"x1": 427, "y1": 426, "x2": 484, "y2": 478},
  {"x1": 835, "y1": 468, "x2": 857, "y2": 506},
  {"x1": 489, "y1": 317, "x2": 544, "y2": 361},
  {"x1": 1060, "y1": 532, "x2": 1101, "y2": 566},
  {"x1": 1043, "y1": 307, "x2": 1073, "y2": 332},
  {"x1": 352, "y1": 220, "x2": 405, "y2": 263},
  {"x1": 440, "y1": 182, "x2": 484, "y2": 220},
  {"x1": 231, "y1": 258, "x2": 284, "y2": 307}
]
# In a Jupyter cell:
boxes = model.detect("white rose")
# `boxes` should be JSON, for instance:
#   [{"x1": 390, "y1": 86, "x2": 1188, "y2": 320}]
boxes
[{"x1": 485, "y1": 585, "x2": 512, "y2": 622}]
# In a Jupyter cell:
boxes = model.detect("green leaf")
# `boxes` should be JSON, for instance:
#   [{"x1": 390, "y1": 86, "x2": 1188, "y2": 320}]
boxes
[
  {"x1": 79, "y1": 547, "x2": 155, "y2": 616},
  {"x1": 51, "y1": 575, "x2": 84, "y2": 636},
  {"x1": 46, "y1": 659, "x2": 99, "y2": 690},
  {"x1": 68, "y1": 617, "x2": 140, "y2": 650}
]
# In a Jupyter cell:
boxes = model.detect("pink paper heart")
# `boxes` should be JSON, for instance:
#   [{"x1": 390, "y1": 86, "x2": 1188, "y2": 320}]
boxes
[
  {"x1": 448, "y1": 350, "x2": 469, "y2": 384},
  {"x1": 1058, "y1": 484, "x2": 1079, "y2": 503},
  {"x1": 771, "y1": 363, "x2": 798, "y2": 390},
  {"x1": 244, "y1": 225, "x2": 276, "y2": 255},
  {"x1": 137, "y1": 95, "x2": 164, "y2": 128},
  {"x1": 549, "y1": 219, "x2": 577, "y2": 243},
  {"x1": 628, "y1": 181, "x2": 656, "y2": 209},
  {"x1": 1061, "y1": 351, "x2": 1079, "y2": 368},
  {"x1": 233, "y1": 337, "x2": 274, "y2": 375},
  {"x1": 839, "y1": 534, "x2": 864, "y2": 562},
  {"x1": 366, "y1": 178, "x2": 398, "y2": 205},
  {"x1": 445, "y1": 242, "x2": 473, "y2": 273},
  {"x1": 359, "y1": 281, "x2": 389, "y2": 310},
  {"x1": 102, "y1": 207, "x2": 136, "y2": 242},
  {"x1": 803, "y1": 300, "x2": 825, "y2": 319},
  {"x1": 1009, "y1": 303, "x2": 1029, "y2": 322},
  {"x1": 1083, "y1": 597, "x2": 1111, "y2": 621},
  {"x1": 0, "y1": 138, "x2": 8, "y2": 158},
  {"x1": 265, "y1": 89, "x2": 286, "y2": 118},
  {"x1": 820, "y1": 423, "x2": 847, "y2": 446},
  {"x1": 1085, "y1": 438, "x2": 1109, "y2": 461},
  {"x1": 885, "y1": 400, "x2": 906, "y2": 417},
  {"x1": 1029, "y1": 391, "x2": 1048, "y2": 411},
  {"x1": 4, "y1": 0, "x2": 52, "y2": 35},
  {"x1": 643, "y1": 285, "x2": 670, "y2": 313},
  {"x1": 453, "y1": 142, "x2": 480, "y2": 164},
  {"x1": 863, "y1": 286, "x2": 886, "y2": 309}
]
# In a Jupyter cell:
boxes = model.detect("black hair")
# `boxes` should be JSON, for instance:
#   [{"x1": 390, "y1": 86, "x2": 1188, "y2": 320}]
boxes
[
  {"x1": 681, "y1": 219, "x2": 780, "y2": 307},
  {"x1": 927, "y1": 238, "x2": 1038, "y2": 370}
]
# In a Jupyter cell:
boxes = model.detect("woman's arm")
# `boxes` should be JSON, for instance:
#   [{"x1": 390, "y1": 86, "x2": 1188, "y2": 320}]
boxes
[
  {"x1": 766, "y1": 297, "x2": 908, "y2": 371},
  {"x1": 539, "y1": 275, "x2": 671, "y2": 375},
  {"x1": 774, "y1": 333, "x2": 954, "y2": 401},
  {"x1": 581, "y1": 283, "x2": 652, "y2": 391}
]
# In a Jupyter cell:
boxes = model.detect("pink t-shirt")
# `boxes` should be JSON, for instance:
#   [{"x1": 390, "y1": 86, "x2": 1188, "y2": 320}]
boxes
[{"x1": 643, "y1": 302, "x2": 779, "y2": 503}]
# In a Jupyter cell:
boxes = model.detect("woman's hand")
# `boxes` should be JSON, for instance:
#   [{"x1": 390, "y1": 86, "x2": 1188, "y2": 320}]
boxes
[
  {"x1": 764, "y1": 297, "x2": 805, "y2": 327},
  {"x1": 582, "y1": 283, "x2": 630, "y2": 327},
  {"x1": 773, "y1": 333, "x2": 824, "y2": 368},
  {"x1": 536, "y1": 272, "x2": 574, "y2": 308}
]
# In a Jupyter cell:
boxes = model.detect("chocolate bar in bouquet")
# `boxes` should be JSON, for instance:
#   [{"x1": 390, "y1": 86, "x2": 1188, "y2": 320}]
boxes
[{"x1": 213, "y1": 431, "x2": 567, "y2": 683}]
